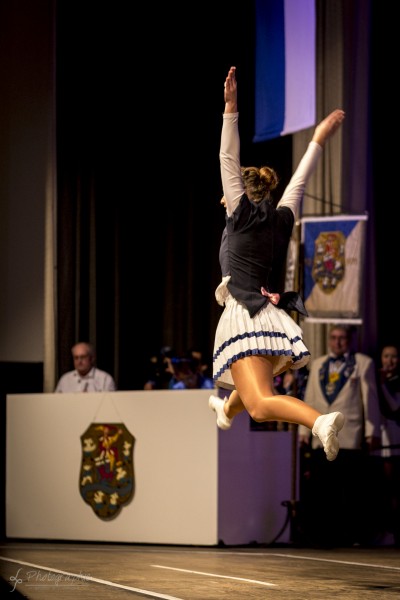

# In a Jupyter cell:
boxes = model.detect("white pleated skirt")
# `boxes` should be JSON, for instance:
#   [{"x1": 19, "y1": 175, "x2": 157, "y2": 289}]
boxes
[{"x1": 213, "y1": 291, "x2": 310, "y2": 390}]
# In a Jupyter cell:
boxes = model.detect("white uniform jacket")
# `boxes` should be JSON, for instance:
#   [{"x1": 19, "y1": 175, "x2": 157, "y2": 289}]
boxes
[{"x1": 298, "y1": 352, "x2": 381, "y2": 450}]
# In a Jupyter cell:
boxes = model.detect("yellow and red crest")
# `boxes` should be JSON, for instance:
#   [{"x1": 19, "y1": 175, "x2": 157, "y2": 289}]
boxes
[
  {"x1": 312, "y1": 231, "x2": 346, "y2": 294},
  {"x1": 79, "y1": 423, "x2": 135, "y2": 519}
]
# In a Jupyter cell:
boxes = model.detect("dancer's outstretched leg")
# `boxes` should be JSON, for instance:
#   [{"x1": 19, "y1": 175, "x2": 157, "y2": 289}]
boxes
[{"x1": 230, "y1": 355, "x2": 345, "y2": 460}]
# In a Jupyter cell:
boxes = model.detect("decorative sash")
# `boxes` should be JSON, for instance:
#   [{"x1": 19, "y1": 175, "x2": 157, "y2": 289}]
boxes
[{"x1": 319, "y1": 353, "x2": 356, "y2": 404}]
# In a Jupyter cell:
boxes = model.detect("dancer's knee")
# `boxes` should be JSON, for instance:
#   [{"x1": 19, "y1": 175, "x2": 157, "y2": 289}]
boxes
[{"x1": 247, "y1": 402, "x2": 274, "y2": 422}]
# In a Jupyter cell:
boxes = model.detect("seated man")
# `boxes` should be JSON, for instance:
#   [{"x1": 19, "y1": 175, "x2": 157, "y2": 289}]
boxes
[{"x1": 55, "y1": 341, "x2": 116, "y2": 392}]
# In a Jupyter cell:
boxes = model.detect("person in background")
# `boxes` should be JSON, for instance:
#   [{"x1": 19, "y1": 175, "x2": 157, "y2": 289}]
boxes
[
  {"x1": 273, "y1": 368, "x2": 308, "y2": 399},
  {"x1": 209, "y1": 66, "x2": 346, "y2": 463},
  {"x1": 55, "y1": 341, "x2": 116, "y2": 392},
  {"x1": 376, "y1": 343, "x2": 400, "y2": 546},
  {"x1": 143, "y1": 346, "x2": 175, "y2": 390},
  {"x1": 297, "y1": 324, "x2": 381, "y2": 546},
  {"x1": 186, "y1": 347, "x2": 212, "y2": 380},
  {"x1": 143, "y1": 346, "x2": 213, "y2": 390},
  {"x1": 169, "y1": 355, "x2": 214, "y2": 390}
]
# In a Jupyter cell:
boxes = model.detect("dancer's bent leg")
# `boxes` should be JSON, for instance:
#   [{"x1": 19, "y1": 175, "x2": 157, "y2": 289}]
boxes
[{"x1": 231, "y1": 355, "x2": 344, "y2": 460}]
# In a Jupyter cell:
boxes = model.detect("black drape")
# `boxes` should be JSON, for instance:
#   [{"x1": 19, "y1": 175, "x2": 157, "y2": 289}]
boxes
[
  {"x1": 55, "y1": 1, "x2": 396, "y2": 389},
  {"x1": 54, "y1": 2, "x2": 293, "y2": 389}
]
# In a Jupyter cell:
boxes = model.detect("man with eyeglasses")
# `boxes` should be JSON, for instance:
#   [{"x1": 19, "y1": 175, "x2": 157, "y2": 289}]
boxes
[{"x1": 55, "y1": 341, "x2": 116, "y2": 393}]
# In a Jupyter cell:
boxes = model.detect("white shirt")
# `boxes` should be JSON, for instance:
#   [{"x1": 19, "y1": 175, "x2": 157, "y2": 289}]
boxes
[{"x1": 55, "y1": 367, "x2": 116, "y2": 393}]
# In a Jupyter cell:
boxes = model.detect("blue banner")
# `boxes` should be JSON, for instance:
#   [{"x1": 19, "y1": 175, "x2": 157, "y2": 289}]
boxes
[
  {"x1": 254, "y1": 0, "x2": 316, "y2": 142},
  {"x1": 301, "y1": 215, "x2": 368, "y2": 321}
]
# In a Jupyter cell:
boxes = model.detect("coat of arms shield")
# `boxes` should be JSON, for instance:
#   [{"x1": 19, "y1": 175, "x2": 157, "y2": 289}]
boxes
[
  {"x1": 79, "y1": 423, "x2": 135, "y2": 520},
  {"x1": 311, "y1": 230, "x2": 346, "y2": 293},
  {"x1": 301, "y1": 215, "x2": 368, "y2": 320}
]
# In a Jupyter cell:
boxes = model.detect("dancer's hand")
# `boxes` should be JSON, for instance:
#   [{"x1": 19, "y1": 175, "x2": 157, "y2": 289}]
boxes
[
  {"x1": 312, "y1": 109, "x2": 345, "y2": 147},
  {"x1": 224, "y1": 66, "x2": 237, "y2": 113}
]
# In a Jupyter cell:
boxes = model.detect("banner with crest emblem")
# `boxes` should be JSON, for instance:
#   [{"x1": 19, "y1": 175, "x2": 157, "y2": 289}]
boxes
[
  {"x1": 301, "y1": 215, "x2": 368, "y2": 321},
  {"x1": 80, "y1": 423, "x2": 135, "y2": 520}
]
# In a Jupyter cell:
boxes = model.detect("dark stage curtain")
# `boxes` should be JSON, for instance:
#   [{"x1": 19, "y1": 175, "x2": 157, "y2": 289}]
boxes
[
  {"x1": 54, "y1": 1, "x2": 395, "y2": 390},
  {"x1": 54, "y1": 2, "x2": 291, "y2": 389}
]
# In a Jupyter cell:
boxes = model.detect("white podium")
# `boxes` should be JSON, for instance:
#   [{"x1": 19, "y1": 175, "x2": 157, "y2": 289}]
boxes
[{"x1": 6, "y1": 390, "x2": 294, "y2": 545}]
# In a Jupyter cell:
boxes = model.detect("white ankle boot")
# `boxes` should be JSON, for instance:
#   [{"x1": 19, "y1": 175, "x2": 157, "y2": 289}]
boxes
[
  {"x1": 208, "y1": 395, "x2": 233, "y2": 430},
  {"x1": 312, "y1": 412, "x2": 345, "y2": 461}
]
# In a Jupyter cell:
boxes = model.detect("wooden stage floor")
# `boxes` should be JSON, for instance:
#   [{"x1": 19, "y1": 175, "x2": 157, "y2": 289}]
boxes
[{"x1": 0, "y1": 541, "x2": 399, "y2": 599}]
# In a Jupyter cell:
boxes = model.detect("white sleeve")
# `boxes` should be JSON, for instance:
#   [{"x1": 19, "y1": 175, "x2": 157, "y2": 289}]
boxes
[
  {"x1": 277, "y1": 141, "x2": 322, "y2": 216},
  {"x1": 219, "y1": 112, "x2": 244, "y2": 217}
]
